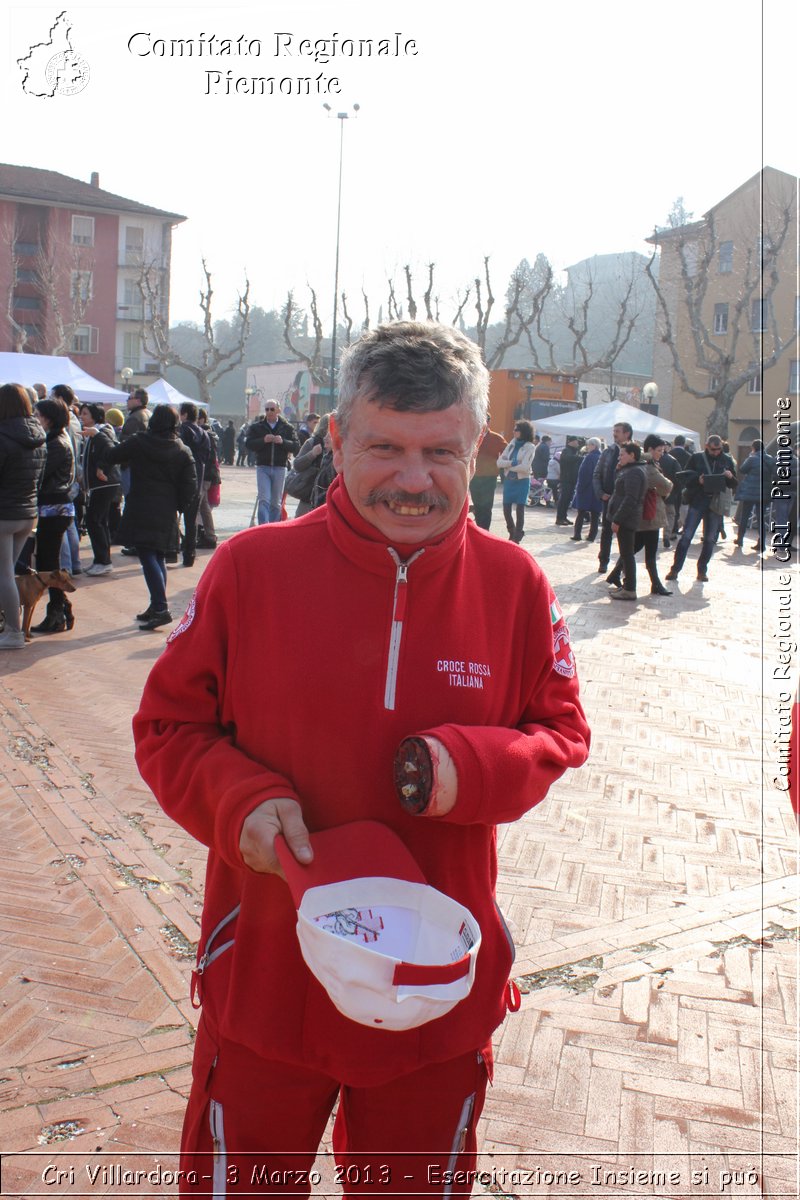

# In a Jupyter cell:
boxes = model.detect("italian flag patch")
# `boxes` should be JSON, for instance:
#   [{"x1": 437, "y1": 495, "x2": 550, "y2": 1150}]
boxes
[{"x1": 550, "y1": 599, "x2": 563, "y2": 625}]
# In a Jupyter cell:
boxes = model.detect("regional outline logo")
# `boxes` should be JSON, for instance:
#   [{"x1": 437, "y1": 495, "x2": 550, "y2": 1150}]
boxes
[{"x1": 18, "y1": 11, "x2": 90, "y2": 98}]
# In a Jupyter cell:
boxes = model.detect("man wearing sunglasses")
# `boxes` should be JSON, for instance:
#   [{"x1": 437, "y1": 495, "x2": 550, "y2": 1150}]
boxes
[{"x1": 246, "y1": 400, "x2": 300, "y2": 524}]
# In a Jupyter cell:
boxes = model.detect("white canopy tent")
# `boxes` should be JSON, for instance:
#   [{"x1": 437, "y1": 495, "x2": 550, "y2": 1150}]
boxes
[
  {"x1": 532, "y1": 399, "x2": 700, "y2": 444},
  {"x1": 144, "y1": 377, "x2": 208, "y2": 410},
  {"x1": 0, "y1": 352, "x2": 128, "y2": 408}
]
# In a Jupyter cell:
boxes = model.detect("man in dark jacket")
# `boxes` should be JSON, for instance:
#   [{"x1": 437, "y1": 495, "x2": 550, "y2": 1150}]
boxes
[
  {"x1": 592, "y1": 422, "x2": 632, "y2": 572},
  {"x1": 608, "y1": 441, "x2": 646, "y2": 601},
  {"x1": 531, "y1": 435, "x2": 551, "y2": 481},
  {"x1": 178, "y1": 402, "x2": 212, "y2": 566},
  {"x1": 121, "y1": 389, "x2": 150, "y2": 442},
  {"x1": 118, "y1": 388, "x2": 151, "y2": 554},
  {"x1": 246, "y1": 400, "x2": 300, "y2": 524},
  {"x1": 666, "y1": 435, "x2": 737, "y2": 584},
  {"x1": 734, "y1": 440, "x2": 775, "y2": 552},
  {"x1": 669, "y1": 435, "x2": 690, "y2": 470},
  {"x1": 554, "y1": 436, "x2": 581, "y2": 526},
  {"x1": 659, "y1": 445, "x2": 681, "y2": 546}
]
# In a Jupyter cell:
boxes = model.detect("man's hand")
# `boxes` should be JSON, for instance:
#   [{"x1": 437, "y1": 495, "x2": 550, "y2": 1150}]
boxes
[
  {"x1": 612, "y1": 523, "x2": 620, "y2": 533},
  {"x1": 239, "y1": 797, "x2": 312, "y2": 875},
  {"x1": 96, "y1": 469, "x2": 108, "y2": 482}
]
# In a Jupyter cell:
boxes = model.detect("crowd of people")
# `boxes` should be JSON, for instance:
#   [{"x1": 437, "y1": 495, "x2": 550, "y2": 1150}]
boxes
[
  {"x1": 1, "y1": 381, "x2": 797, "y2": 648},
  {"x1": 0, "y1": 383, "x2": 225, "y2": 646},
  {"x1": 0, "y1": 321, "x2": 795, "y2": 1193},
  {"x1": 491, "y1": 417, "x2": 796, "y2": 605}
]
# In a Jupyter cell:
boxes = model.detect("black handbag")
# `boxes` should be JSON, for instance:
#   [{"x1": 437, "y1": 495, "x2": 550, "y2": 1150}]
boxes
[{"x1": 285, "y1": 465, "x2": 318, "y2": 503}]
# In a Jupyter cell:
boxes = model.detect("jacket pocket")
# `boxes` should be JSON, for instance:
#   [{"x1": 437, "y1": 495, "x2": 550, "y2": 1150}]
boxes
[
  {"x1": 494, "y1": 899, "x2": 516, "y2": 965},
  {"x1": 191, "y1": 904, "x2": 240, "y2": 1008}
]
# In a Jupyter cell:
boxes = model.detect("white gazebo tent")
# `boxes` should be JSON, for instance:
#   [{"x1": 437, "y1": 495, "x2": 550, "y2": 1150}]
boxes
[
  {"x1": 144, "y1": 377, "x2": 208, "y2": 410},
  {"x1": 532, "y1": 399, "x2": 700, "y2": 445},
  {"x1": 0, "y1": 352, "x2": 128, "y2": 407}
]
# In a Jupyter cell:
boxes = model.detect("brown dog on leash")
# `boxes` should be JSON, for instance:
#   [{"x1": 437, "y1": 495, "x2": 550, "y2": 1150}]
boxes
[{"x1": 15, "y1": 569, "x2": 76, "y2": 641}]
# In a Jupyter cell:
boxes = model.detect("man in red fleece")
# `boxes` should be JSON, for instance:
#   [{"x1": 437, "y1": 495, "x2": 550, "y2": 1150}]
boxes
[{"x1": 133, "y1": 321, "x2": 590, "y2": 1196}]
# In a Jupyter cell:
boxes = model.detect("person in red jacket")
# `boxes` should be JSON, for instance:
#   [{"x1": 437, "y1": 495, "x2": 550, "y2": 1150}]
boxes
[{"x1": 133, "y1": 322, "x2": 591, "y2": 1197}]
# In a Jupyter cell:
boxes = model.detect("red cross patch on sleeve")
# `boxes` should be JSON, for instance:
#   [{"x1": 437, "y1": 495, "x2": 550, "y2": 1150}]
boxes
[{"x1": 553, "y1": 624, "x2": 576, "y2": 678}]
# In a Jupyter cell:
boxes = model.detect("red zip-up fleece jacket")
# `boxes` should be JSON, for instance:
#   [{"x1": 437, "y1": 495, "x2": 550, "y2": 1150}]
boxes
[{"x1": 133, "y1": 475, "x2": 590, "y2": 1087}]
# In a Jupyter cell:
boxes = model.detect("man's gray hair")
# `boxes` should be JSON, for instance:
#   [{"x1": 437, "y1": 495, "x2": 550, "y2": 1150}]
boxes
[{"x1": 336, "y1": 321, "x2": 489, "y2": 437}]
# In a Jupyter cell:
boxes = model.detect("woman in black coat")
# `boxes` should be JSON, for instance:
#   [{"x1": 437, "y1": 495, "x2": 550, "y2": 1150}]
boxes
[
  {"x1": 0, "y1": 384, "x2": 46, "y2": 649},
  {"x1": 102, "y1": 404, "x2": 197, "y2": 630},
  {"x1": 31, "y1": 397, "x2": 77, "y2": 634}
]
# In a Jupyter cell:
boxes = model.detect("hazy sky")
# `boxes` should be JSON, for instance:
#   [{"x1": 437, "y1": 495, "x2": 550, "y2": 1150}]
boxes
[{"x1": 5, "y1": 1, "x2": 797, "y2": 330}]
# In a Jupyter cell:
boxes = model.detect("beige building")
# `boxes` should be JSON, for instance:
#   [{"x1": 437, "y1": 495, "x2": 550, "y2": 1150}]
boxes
[{"x1": 647, "y1": 167, "x2": 797, "y2": 459}]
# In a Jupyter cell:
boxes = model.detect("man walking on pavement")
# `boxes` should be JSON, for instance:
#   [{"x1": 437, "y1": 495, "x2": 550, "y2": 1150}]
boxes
[
  {"x1": 666, "y1": 434, "x2": 737, "y2": 584},
  {"x1": 246, "y1": 400, "x2": 300, "y2": 524},
  {"x1": 133, "y1": 321, "x2": 590, "y2": 1198},
  {"x1": 592, "y1": 421, "x2": 632, "y2": 572}
]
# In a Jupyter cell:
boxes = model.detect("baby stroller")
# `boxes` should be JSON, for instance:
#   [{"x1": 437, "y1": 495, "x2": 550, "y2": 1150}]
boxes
[{"x1": 528, "y1": 477, "x2": 554, "y2": 507}]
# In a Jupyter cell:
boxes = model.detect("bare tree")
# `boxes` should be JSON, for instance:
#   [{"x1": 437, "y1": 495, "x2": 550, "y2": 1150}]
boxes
[
  {"x1": 140, "y1": 259, "x2": 251, "y2": 407},
  {"x1": 340, "y1": 292, "x2": 354, "y2": 347},
  {"x1": 34, "y1": 245, "x2": 92, "y2": 355},
  {"x1": 2, "y1": 217, "x2": 94, "y2": 355},
  {"x1": 387, "y1": 279, "x2": 402, "y2": 322},
  {"x1": 562, "y1": 269, "x2": 639, "y2": 397},
  {"x1": 281, "y1": 289, "x2": 329, "y2": 384},
  {"x1": 483, "y1": 257, "x2": 555, "y2": 369},
  {"x1": 494, "y1": 256, "x2": 645, "y2": 405},
  {"x1": 2, "y1": 218, "x2": 28, "y2": 353},
  {"x1": 647, "y1": 200, "x2": 794, "y2": 438}
]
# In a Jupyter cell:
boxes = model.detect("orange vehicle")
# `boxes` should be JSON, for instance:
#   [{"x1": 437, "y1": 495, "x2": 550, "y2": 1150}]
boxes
[{"x1": 489, "y1": 369, "x2": 578, "y2": 440}]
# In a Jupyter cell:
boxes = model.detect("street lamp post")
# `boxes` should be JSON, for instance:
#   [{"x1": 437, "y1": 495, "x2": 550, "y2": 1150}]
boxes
[
  {"x1": 323, "y1": 102, "x2": 359, "y2": 408},
  {"x1": 642, "y1": 380, "x2": 659, "y2": 412}
]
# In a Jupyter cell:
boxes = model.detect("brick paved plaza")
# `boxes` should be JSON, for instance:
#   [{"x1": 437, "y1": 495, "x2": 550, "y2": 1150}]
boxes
[{"x1": 1, "y1": 466, "x2": 797, "y2": 1198}]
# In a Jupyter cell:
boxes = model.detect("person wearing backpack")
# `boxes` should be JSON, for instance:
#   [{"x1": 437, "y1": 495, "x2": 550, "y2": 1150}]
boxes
[{"x1": 607, "y1": 435, "x2": 674, "y2": 597}]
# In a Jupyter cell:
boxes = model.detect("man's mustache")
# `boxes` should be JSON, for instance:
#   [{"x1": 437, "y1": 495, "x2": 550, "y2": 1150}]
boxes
[{"x1": 365, "y1": 489, "x2": 449, "y2": 510}]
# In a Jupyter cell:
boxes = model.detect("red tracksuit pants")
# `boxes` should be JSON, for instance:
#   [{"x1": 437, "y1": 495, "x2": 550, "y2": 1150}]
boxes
[{"x1": 180, "y1": 1015, "x2": 492, "y2": 1198}]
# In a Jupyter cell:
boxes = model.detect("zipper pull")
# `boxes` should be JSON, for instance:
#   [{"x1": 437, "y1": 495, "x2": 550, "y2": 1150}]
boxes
[{"x1": 394, "y1": 561, "x2": 409, "y2": 621}]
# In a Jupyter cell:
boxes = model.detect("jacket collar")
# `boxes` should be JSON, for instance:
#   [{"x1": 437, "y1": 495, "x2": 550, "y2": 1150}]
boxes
[{"x1": 325, "y1": 474, "x2": 469, "y2": 578}]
